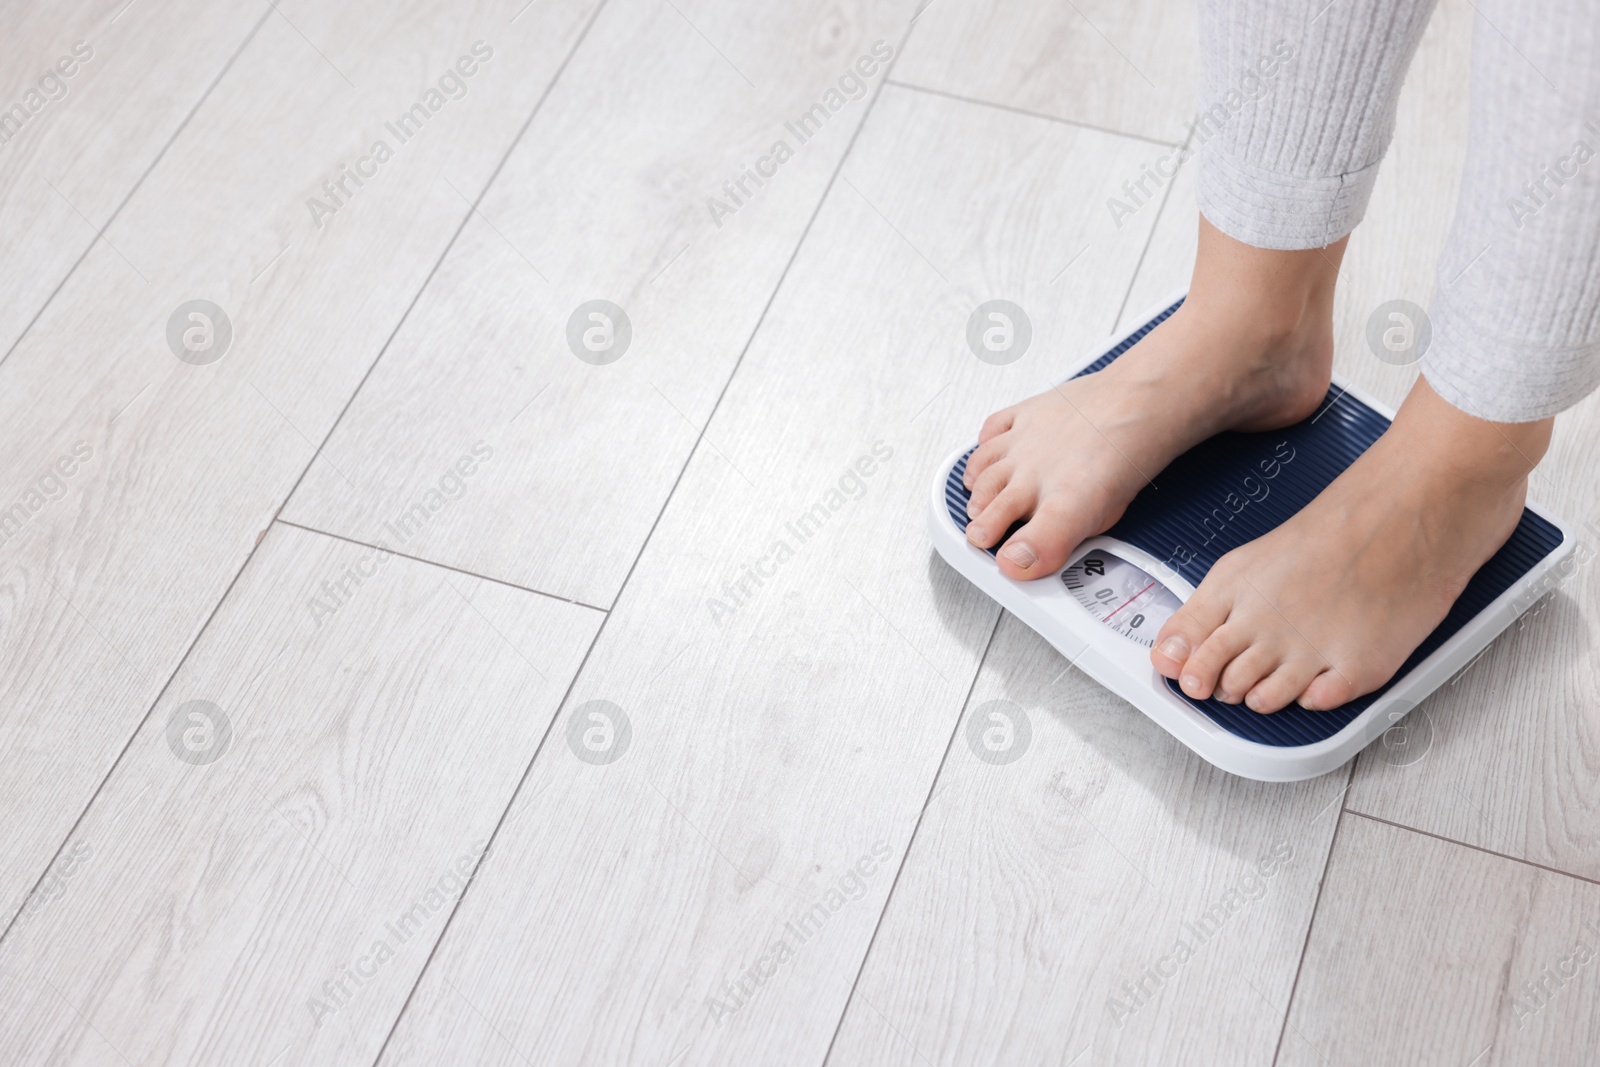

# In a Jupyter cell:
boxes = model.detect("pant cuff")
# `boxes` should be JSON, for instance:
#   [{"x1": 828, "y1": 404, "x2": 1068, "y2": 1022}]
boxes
[
  {"x1": 1422, "y1": 289, "x2": 1600, "y2": 422},
  {"x1": 1196, "y1": 142, "x2": 1381, "y2": 251}
]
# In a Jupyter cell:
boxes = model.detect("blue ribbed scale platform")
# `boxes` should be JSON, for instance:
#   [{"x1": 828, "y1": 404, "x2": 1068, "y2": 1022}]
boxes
[{"x1": 943, "y1": 297, "x2": 1565, "y2": 747}]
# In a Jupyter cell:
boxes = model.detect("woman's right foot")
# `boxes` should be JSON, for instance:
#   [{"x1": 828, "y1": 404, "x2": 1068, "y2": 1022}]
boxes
[{"x1": 963, "y1": 219, "x2": 1345, "y2": 580}]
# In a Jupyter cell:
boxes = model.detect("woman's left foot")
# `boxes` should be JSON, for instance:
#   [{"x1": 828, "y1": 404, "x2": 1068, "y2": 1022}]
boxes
[{"x1": 1150, "y1": 376, "x2": 1552, "y2": 713}]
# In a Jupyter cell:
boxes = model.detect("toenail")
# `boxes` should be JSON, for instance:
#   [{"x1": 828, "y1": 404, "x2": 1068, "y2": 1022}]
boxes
[
  {"x1": 1157, "y1": 636, "x2": 1189, "y2": 662},
  {"x1": 968, "y1": 499, "x2": 984, "y2": 518},
  {"x1": 1215, "y1": 689, "x2": 1234, "y2": 704},
  {"x1": 966, "y1": 523, "x2": 984, "y2": 541},
  {"x1": 1180, "y1": 673, "x2": 1201, "y2": 694},
  {"x1": 1001, "y1": 541, "x2": 1037, "y2": 568}
]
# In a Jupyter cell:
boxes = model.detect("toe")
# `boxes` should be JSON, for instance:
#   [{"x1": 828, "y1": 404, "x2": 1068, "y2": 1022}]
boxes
[
  {"x1": 979, "y1": 408, "x2": 1015, "y2": 444},
  {"x1": 1298, "y1": 667, "x2": 1360, "y2": 711},
  {"x1": 995, "y1": 500, "x2": 1093, "y2": 580},
  {"x1": 966, "y1": 484, "x2": 1034, "y2": 550},
  {"x1": 1215, "y1": 643, "x2": 1280, "y2": 705},
  {"x1": 963, "y1": 435, "x2": 1008, "y2": 490},
  {"x1": 1244, "y1": 655, "x2": 1326, "y2": 714},
  {"x1": 1175, "y1": 622, "x2": 1251, "y2": 701},
  {"x1": 1151, "y1": 583, "x2": 1233, "y2": 680},
  {"x1": 966, "y1": 460, "x2": 1012, "y2": 518}
]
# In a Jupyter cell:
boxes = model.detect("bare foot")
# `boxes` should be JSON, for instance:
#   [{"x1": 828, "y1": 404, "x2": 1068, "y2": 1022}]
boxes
[
  {"x1": 964, "y1": 219, "x2": 1342, "y2": 579},
  {"x1": 1150, "y1": 376, "x2": 1551, "y2": 713}
]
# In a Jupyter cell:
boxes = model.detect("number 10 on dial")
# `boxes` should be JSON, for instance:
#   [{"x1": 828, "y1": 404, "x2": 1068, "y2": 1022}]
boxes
[{"x1": 1060, "y1": 549, "x2": 1183, "y2": 647}]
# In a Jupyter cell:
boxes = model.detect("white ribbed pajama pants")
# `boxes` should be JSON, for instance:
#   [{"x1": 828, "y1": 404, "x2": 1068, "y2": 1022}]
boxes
[{"x1": 1195, "y1": 0, "x2": 1600, "y2": 422}]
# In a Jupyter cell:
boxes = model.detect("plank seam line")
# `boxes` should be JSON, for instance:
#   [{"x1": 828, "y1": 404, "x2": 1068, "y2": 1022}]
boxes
[
  {"x1": 0, "y1": 3, "x2": 275, "y2": 373},
  {"x1": 596, "y1": 17, "x2": 916, "y2": 610},
  {"x1": 1268, "y1": 799, "x2": 1600, "y2": 1066},
  {"x1": 272, "y1": 7, "x2": 613, "y2": 544},
  {"x1": 356, "y1": 3, "x2": 621, "y2": 1059},
  {"x1": 818, "y1": 603, "x2": 1005, "y2": 1067},
  {"x1": 1108, "y1": 123, "x2": 1193, "y2": 332},
  {"x1": 0, "y1": 0, "x2": 607, "y2": 988},
  {"x1": 367, "y1": 576, "x2": 609, "y2": 1066},
  {"x1": 1344, "y1": 808, "x2": 1600, "y2": 888},
  {"x1": 0, "y1": 486, "x2": 282, "y2": 956},
  {"x1": 373, "y1": 17, "x2": 925, "y2": 1061},
  {"x1": 274, "y1": 518, "x2": 607, "y2": 613},
  {"x1": 1268, "y1": 763, "x2": 1353, "y2": 1067},
  {"x1": 882, "y1": 78, "x2": 1184, "y2": 150}
]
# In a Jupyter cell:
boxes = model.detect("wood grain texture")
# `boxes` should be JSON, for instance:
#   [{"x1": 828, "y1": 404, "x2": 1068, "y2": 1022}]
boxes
[
  {"x1": 4, "y1": 0, "x2": 1589, "y2": 1062},
  {"x1": 1113, "y1": 147, "x2": 1195, "y2": 336},
  {"x1": 282, "y1": 0, "x2": 921, "y2": 607},
  {"x1": 1280, "y1": 814, "x2": 1600, "y2": 1067},
  {"x1": 373, "y1": 85, "x2": 1167, "y2": 1066},
  {"x1": 0, "y1": 523, "x2": 601, "y2": 1065},
  {"x1": 0, "y1": 0, "x2": 598, "y2": 939},
  {"x1": 0, "y1": 0, "x2": 263, "y2": 360},
  {"x1": 827, "y1": 614, "x2": 1346, "y2": 1067},
  {"x1": 892, "y1": 0, "x2": 1197, "y2": 145}
]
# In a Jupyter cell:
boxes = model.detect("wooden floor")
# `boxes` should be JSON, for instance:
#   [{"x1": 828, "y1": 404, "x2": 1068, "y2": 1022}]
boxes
[{"x1": 1, "y1": 1, "x2": 1595, "y2": 1064}]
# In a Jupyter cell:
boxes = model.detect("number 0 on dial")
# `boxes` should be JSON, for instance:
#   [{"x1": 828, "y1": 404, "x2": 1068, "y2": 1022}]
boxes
[{"x1": 1060, "y1": 550, "x2": 1183, "y2": 647}]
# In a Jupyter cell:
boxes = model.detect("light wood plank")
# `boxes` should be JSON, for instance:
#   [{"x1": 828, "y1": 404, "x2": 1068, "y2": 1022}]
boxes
[
  {"x1": 1120, "y1": 147, "x2": 1196, "y2": 337},
  {"x1": 0, "y1": 0, "x2": 264, "y2": 359},
  {"x1": 0, "y1": 523, "x2": 600, "y2": 1065},
  {"x1": 892, "y1": 0, "x2": 1197, "y2": 145},
  {"x1": 827, "y1": 614, "x2": 1344, "y2": 1067},
  {"x1": 372, "y1": 86, "x2": 1169, "y2": 1066},
  {"x1": 1280, "y1": 815, "x2": 1600, "y2": 1066},
  {"x1": 0, "y1": 0, "x2": 599, "y2": 933},
  {"x1": 1115, "y1": 150, "x2": 1196, "y2": 336},
  {"x1": 282, "y1": 0, "x2": 921, "y2": 607}
]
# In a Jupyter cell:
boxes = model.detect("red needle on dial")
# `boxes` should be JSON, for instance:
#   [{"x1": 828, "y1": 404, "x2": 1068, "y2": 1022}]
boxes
[{"x1": 1104, "y1": 580, "x2": 1156, "y2": 622}]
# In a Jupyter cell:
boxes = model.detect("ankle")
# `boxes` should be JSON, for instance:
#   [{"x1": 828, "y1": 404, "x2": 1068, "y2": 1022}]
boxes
[
  {"x1": 1186, "y1": 216, "x2": 1343, "y2": 347},
  {"x1": 1396, "y1": 375, "x2": 1552, "y2": 487}
]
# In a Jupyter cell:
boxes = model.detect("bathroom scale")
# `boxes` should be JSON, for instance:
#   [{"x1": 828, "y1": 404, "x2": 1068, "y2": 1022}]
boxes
[{"x1": 929, "y1": 291, "x2": 1575, "y2": 782}]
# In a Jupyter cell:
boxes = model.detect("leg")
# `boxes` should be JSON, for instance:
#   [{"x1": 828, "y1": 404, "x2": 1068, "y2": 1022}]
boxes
[
  {"x1": 1193, "y1": 0, "x2": 1439, "y2": 250},
  {"x1": 1423, "y1": 0, "x2": 1600, "y2": 421},
  {"x1": 1154, "y1": 0, "x2": 1600, "y2": 712},
  {"x1": 967, "y1": 0, "x2": 1437, "y2": 579}
]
